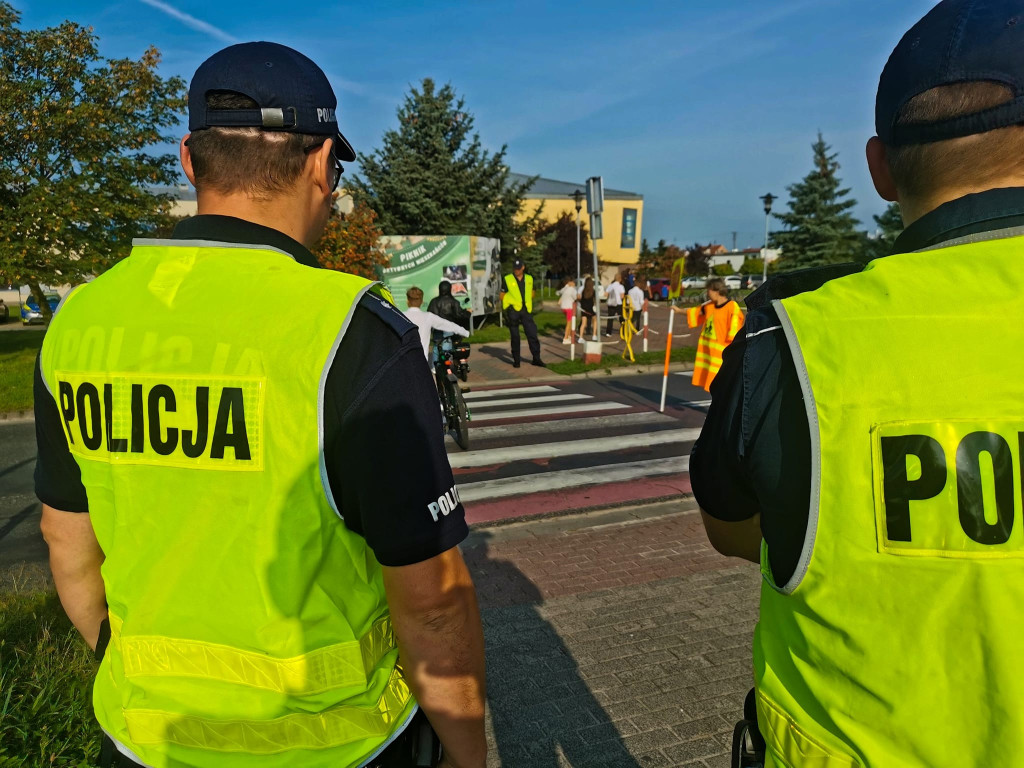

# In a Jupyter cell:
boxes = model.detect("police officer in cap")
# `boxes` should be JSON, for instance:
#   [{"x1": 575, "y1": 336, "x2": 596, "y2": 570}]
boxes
[
  {"x1": 36, "y1": 42, "x2": 486, "y2": 768},
  {"x1": 692, "y1": 1, "x2": 1024, "y2": 764},
  {"x1": 500, "y1": 258, "x2": 543, "y2": 368}
]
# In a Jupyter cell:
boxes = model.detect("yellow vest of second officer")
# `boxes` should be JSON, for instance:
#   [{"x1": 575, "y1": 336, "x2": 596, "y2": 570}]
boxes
[
  {"x1": 39, "y1": 240, "x2": 416, "y2": 767},
  {"x1": 755, "y1": 239, "x2": 1024, "y2": 767},
  {"x1": 502, "y1": 273, "x2": 533, "y2": 312}
]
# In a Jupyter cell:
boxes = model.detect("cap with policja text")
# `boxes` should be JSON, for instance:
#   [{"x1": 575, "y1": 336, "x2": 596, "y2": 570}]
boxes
[
  {"x1": 188, "y1": 41, "x2": 356, "y2": 161},
  {"x1": 877, "y1": 0, "x2": 1024, "y2": 146}
]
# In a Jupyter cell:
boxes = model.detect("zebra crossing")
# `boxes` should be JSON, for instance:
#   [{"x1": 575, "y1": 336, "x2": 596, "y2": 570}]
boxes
[{"x1": 447, "y1": 384, "x2": 700, "y2": 524}]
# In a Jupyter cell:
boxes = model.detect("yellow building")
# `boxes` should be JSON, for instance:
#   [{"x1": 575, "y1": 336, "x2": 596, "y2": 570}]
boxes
[{"x1": 510, "y1": 173, "x2": 644, "y2": 267}]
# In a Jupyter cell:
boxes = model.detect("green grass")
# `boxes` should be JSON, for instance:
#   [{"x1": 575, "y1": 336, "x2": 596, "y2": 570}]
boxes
[
  {"x1": 0, "y1": 586, "x2": 100, "y2": 766},
  {"x1": 548, "y1": 346, "x2": 699, "y2": 376},
  {"x1": 0, "y1": 330, "x2": 43, "y2": 415},
  {"x1": 467, "y1": 311, "x2": 566, "y2": 344}
]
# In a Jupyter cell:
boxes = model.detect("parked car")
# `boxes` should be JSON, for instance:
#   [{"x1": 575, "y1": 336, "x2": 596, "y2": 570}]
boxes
[
  {"x1": 0, "y1": 299, "x2": 8, "y2": 324},
  {"x1": 21, "y1": 293, "x2": 60, "y2": 324},
  {"x1": 647, "y1": 277, "x2": 671, "y2": 300},
  {"x1": 682, "y1": 276, "x2": 706, "y2": 289},
  {"x1": 723, "y1": 275, "x2": 743, "y2": 290}
]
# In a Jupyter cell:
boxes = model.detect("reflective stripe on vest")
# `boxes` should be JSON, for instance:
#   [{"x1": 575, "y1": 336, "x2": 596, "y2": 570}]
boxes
[
  {"x1": 124, "y1": 667, "x2": 413, "y2": 754},
  {"x1": 502, "y1": 273, "x2": 532, "y2": 312},
  {"x1": 687, "y1": 300, "x2": 743, "y2": 392},
  {"x1": 40, "y1": 240, "x2": 417, "y2": 766},
  {"x1": 111, "y1": 613, "x2": 396, "y2": 695},
  {"x1": 755, "y1": 240, "x2": 1024, "y2": 766}
]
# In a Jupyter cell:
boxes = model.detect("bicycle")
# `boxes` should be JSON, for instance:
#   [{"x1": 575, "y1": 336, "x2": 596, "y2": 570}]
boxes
[{"x1": 433, "y1": 332, "x2": 471, "y2": 450}]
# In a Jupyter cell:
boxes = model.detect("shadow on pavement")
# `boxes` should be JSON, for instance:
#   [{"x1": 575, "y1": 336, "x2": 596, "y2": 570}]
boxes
[{"x1": 463, "y1": 534, "x2": 642, "y2": 768}]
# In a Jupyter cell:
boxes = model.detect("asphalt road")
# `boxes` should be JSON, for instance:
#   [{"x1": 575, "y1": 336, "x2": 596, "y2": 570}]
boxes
[{"x1": 0, "y1": 372, "x2": 708, "y2": 572}]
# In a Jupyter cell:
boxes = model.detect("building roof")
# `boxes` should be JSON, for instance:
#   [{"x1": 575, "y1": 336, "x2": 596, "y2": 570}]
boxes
[
  {"x1": 507, "y1": 173, "x2": 643, "y2": 201},
  {"x1": 158, "y1": 174, "x2": 644, "y2": 204}
]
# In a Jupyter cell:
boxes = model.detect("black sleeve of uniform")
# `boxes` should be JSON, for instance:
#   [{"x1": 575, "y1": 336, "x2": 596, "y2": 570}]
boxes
[
  {"x1": 689, "y1": 328, "x2": 759, "y2": 522},
  {"x1": 33, "y1": 354, "x2": 89, "y2": 512},
  {"x1": 689, "y1": 305, "x2": 812, "y2": 586},
  {"x1": 323, "y1": 297, "x2": 468, "y2": 567}
]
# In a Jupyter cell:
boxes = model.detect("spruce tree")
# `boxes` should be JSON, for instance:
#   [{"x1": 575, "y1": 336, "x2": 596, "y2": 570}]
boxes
[
  {"x1": 771, "y1": 133, "x2": 862, "y2": 269},
  {"x1": 348, "y1": 79, "x2": 537, "y2": 264},
  {"x1": 862, "y1": 202, "x2": 904, "y2": 262}
]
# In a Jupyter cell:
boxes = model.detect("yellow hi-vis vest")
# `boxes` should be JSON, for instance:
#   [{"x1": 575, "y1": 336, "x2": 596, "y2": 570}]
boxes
[
  {"x1": 501, "y1": 273, "x2": 533, "y2": 312},
  {"x1": 755, "y1": 239, "x2": 1024, "y2": 768},
  {"x1": 39, "y1": 240, "x2": 416, "y2": 768}
]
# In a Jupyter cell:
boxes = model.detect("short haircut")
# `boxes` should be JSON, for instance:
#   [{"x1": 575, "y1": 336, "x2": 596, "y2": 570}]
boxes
[
  {"x1": 406, "y1": 287, "x2": 424, "y2": 305},
  {"x1": 706, "y1": 278, "x2": 728, "y2": 296},
  {"x1": 886, "y1": 82, "x2": 1024, "y2": 200},
  {"x1": 186, "y1": 91, "x2": 324, "y2": 199}
]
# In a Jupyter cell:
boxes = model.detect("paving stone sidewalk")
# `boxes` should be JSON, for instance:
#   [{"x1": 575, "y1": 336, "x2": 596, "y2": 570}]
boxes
[{"x1": 464, "y1": 501, "x2": 760, "y2": 768}]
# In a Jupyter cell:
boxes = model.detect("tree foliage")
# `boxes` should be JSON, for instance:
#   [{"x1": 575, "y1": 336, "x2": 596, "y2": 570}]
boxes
[
  {"x1": 314, "y1": 201, "x2": 388, "y2": 279},
  {"x1": 862, "y1": 202, "x2": 904, "y2": 263},
  {"x1": 537, "y1": 212, "x2": 592, "y2": 276},
  {"x1": 684, "y1": 243, "x2": 714, "y2": 276},
  {"x1": 739, "y1": 256, "x2": 764, "y2": 274},
  {"x1": 348, "y1": 78, "x2": 538, "y2": 266},
  {"x1": 771, "y1": 132, "x2": 862, "y2": 270},
  {"x1": 0, "y1": 4, "x2": 186, "y2": 314},
  {"x1": 712, "y1": 263, "x2": 735, "y2": 276}
]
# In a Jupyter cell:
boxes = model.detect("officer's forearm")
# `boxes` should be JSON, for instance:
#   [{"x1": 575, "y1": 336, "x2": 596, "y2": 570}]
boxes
[
  {"x1": 383, "y1": 550, "x2": 487, "y2": 768},
  {"x1": 40, "y1": 505, "x2": 107, "y2": 650}
]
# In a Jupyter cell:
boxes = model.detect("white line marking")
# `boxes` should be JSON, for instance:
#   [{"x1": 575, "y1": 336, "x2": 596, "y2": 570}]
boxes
[
  {"x1": 469, "y1": 393, "x2": 593, "y2": 409},
  {"x1": 471, "y1": 402, "x2": 631, "y2": 422},
  {"x1": 458, "y1": 411, "x2": 673, "y2": 440},
  {"x1": 458, "y1": 456, "x2": 690, "y2": 502},
  {"x1": 449, "y1": 428, "x2": 701, "y2": 468},
  {"x1": 463, "y1": 385, "x2": 560, "y2": 400}
]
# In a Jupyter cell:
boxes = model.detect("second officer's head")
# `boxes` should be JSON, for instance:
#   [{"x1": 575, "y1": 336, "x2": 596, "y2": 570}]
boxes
[
  {"x1": 180, "y1": 42, "x2": 355, "y2": 247},
  {"x1": 869, "y1": 0, "x2": 1024, "y2": 225}
]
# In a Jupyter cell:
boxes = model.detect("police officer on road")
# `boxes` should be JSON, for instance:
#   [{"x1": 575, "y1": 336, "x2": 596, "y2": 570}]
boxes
[
  {"x1": 692, "y1": 1, "x2": 1024, "y2": 764},
  {"x1": 500, "y1": 258, "x2": 543, "y2": 368},
  {"x1": 36, "y1": 42, "x2": 486, "y2": 768}
]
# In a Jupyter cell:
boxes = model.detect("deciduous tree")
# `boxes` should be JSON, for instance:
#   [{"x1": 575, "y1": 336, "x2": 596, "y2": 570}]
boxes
[
  {"x1": 314, "y1": 201, "x2": 389, "y2": 280},
  {"x1": 0, "y1": 4, "x2": 186, "y2": 318},
  {"x1": 537, "y1": 212, "x2": 592, "y2": 276}
]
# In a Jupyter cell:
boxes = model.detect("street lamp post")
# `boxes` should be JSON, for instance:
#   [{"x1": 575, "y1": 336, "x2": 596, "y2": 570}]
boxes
[
  {"x1": 760, "y1": 193, "x2": 777, "y2": 285},
  {"x1": 571, "y1": 190, "x2": 584, "y2": 287}
]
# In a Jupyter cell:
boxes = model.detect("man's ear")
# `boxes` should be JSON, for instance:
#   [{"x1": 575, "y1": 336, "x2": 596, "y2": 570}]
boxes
[
  {"x1": 310, "y1": 138, "x2": 334, "y2": 195},
  {"x1": 180, "y1": 135, "x2": 197, "y2": 186},
  {"x1": 866, "y1": 136, "x2": 898, "y2": 202}
]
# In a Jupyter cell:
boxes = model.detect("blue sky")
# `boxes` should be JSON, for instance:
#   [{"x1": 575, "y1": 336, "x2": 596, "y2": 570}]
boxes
[{"x1": 17, "y1": 0, "x2": 937, "y2": 248}]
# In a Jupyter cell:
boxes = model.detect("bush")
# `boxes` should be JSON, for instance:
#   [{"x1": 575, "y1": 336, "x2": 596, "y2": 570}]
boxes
[
  {"x1": 0, "y1": 588, "x2": 100, "y2": 766},
  {"x1": 712, "y1": 263, "x2": 735, "y2": 276}
]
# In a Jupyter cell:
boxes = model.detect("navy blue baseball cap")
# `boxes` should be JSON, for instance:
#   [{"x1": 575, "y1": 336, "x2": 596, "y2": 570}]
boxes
[
  {"x1": 188, "y1": 42, "x2": 356, "y2": 161},
  {"x1": 877, "y1": 0, "x2": 1024, "y2": 146}
]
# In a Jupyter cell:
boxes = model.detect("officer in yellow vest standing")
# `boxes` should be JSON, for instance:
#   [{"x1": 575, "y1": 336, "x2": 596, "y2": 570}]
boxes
[
  {"x1": 691, "y1": 1, "x2": 1024, "y2": 765},
  {"x1": 35, "y1": 43, "x2": 486, "y2": 768},
  {"x1": 500, "y1": 259, "x2": 544, "y2": 368}
]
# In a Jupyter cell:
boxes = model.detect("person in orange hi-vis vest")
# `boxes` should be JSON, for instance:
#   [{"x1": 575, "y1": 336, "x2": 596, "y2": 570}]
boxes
[{"x1": 673, "y1": 277, "x2": 744, "y2": 392}]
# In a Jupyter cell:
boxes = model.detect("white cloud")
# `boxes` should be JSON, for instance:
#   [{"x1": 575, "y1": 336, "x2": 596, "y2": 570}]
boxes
[{"x1": 138, "y1": 0, "x2": 237, "y2": 45}]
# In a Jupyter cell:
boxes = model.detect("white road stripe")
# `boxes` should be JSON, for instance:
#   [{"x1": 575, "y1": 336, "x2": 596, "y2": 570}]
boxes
[
  {"x1": 470, "y1": 402, "x2": 631, "y2": 422},
  {"x1": 458, "y1": 456, "x2": 690, "y2": 502},
  {"x1": 464, "y1": 385, "x2": 559, "y2": 401},
  {"x1": 459, "y1": 411, "x2": 673, "y2": 441},
  {"x1": 469, "y1": 393, "x2": 593, "y2": 409},
  {"x1": 449, "y1": 428, "x2": 701, "y2": 468}
]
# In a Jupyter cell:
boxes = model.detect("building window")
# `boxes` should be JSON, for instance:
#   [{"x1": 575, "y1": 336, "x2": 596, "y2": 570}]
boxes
[{"x1": 621, "y1": 208, "x2": 637, "y2": 249}]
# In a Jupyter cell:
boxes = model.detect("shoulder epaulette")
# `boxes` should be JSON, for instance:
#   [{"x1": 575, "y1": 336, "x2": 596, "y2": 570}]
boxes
[{"x1": 359, "y1": 286, "x2": 416, "y2": 338}]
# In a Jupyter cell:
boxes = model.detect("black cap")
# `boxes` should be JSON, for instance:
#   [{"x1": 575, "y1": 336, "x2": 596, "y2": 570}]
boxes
[
  {"x1": 513, "y1": 259, "x2": 525, "y2": 270},
  {"x1": 877, "y1": 0, "x2": 1024, "y2": 146},
  {"x1": 188, "y1": 42, "x2": 356, "y2": 161}
]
